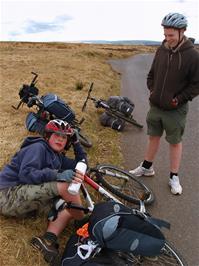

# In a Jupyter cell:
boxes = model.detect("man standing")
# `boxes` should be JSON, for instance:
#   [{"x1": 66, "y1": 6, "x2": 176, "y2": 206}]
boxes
[{"x1": 129, "y1": 13, "x2": 199, "y2": 195}]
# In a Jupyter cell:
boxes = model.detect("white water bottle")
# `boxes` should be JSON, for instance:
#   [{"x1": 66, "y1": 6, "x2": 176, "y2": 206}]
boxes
[{"x1": 68, "y1": 160, "x2": 87, "y2": 195}]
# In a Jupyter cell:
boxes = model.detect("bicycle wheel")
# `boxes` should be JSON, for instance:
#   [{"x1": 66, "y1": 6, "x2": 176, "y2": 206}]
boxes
[
  {"x1": 108, "y1": 109, "x2": 144, "y2": 128},
  {"x1": 117, "y1": 241, "x2": 188, "y2": 266},
  {"x1": 93, "y1": 164, "x2": 154, "y2": 206},
  {"x1": 78, "y1": 130, "x2": 92, "y2": 148}
]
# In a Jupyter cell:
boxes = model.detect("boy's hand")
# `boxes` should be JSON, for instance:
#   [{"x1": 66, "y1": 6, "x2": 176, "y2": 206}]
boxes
[
  {"x1": 72, "y1": 170, "x2": 84, "y2": 184},
  {"x1": 56, "y1": 169, "x2": 74, "y2": 182},
  {"x1": 71, "y1": 129, "x2": 80, "y2": 144}
]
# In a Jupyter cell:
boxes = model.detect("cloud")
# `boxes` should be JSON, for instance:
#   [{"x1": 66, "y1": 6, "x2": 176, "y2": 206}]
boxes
[
  {"x1": 1, "y1": 1, "x2": 198, "y2": 42},
  {"x1": 23, "y1": 14, "x2": 72, "y2": 34}
]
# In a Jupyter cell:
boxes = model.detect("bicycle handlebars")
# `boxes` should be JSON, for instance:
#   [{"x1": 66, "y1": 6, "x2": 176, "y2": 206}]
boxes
[
  {"x1": 82, "y1": 82, "x2": 110, "y2": 112},
  {"x1": 30, "y1": 72, "x2": 38, "y2": 87},
  {"x1": 81, "y1": 82, "x2": 94, "y2": 111},
  {"x1": 12, "y1": 72, "x2": 39, "y2": 110}
]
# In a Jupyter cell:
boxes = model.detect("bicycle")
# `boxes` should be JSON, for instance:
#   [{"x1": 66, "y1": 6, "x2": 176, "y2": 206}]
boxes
[
  {"x1": 82, "y1": 83, "x2": 144, "y2": 129},
  {"x1": 12, "y1": 72, "x2": 92, "y2": 148},
  {"x1": 52, "y1": 163, "x2": 187, "y2": 266}
]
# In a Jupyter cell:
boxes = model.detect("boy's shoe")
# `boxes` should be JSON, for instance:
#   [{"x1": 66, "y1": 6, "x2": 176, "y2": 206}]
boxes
[
  {"x1": 49, "y1": 254, "x2": 61, "y2": 266},
  {"x1": 169, "y1": 175, "x2": 182, "y2": 195},
  {"x1": 129, "y1": 163, "x2": 155, "y2": 177},
  {"x1": 31, "y1": 236, "x2": 59, "y2": 264}
]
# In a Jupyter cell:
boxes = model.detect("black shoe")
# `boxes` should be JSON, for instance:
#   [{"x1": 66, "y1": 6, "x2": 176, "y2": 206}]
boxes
[
  {"x1": 31, "y1": 236, "x2": 60, "y2": 264},
  {"x1": 49, "y1": 254, "x2": 61, "y2": 266}
]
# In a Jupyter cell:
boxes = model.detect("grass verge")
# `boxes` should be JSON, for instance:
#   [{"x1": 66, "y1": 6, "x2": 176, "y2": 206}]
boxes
[{"x1": 0, "y1": 41, "x2": 156, "y2": 265}]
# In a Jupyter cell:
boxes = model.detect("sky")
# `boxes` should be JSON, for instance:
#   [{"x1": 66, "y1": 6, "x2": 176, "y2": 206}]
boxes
[{"x1": 1, "y1": 0, "x2": 199, "y2": 43}]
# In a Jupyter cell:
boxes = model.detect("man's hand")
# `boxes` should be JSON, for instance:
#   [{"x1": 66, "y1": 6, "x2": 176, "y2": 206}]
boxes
[
  {"x1": 171, "y1": 97, "x2": 178, "y2": 107},
  {"x1": 149, "y1": 90, "x2": 153, "y2": 96},
  {"x1": 56, "y1": 169, "x2": 74, "y2": 182}
]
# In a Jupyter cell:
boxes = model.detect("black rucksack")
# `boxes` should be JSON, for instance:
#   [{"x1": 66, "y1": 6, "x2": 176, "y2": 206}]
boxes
[
  {"x1": 88, "y1": 202, "x2": 170, "y2": 256},
  {"x1": 25, "y1": 112, "x2": 47, "y2": 135},
  {"x1": 61, "y1": 234, "x2": 126, "y2": 266},
  {"x1": 99, "y1": 112, "x2": 125, "y2": 131},
  {"x1": 61, "y1": 201, "x2": 170, "y2": 266},
  {"x1": 41, "y1": 93, "x2": 75, "y2": 123},
  {"x1": 106, "y1": 96, "x2": 134, "y2": 117}
]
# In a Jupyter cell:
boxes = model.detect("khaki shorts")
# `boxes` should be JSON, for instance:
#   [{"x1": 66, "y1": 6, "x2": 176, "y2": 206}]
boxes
[
  {"x1": 0, "y1": 182, "x2": 58, "y2": 217},
  {"x1": 146, "y1": 104, "x2": 188, "y2": 144}
]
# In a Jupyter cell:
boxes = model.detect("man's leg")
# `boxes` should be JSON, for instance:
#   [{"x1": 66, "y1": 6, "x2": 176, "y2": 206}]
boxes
[
  {"x1": 168, "y1": 142, "x2": 183, "y2": 195},
  {"x1": 129, "y1": 135, "x2": 161, "y2": 176},
  {"x1": 130, "y1": 104, "x2": 163, "y2": 176},
  {"x1": 169, "y1": 142, "x2": 182, "y2": 173},
  {"x1": 144, "y1": 136, "x2": 161, "y2": 162},
  {"x1": 164, "y1": 104, "x2": 188, "y2": 195}
]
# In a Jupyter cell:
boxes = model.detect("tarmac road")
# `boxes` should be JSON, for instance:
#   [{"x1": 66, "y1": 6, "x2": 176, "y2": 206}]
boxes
[{"x1": 109, "y1": 54, "x2": 199, "y2": 266}]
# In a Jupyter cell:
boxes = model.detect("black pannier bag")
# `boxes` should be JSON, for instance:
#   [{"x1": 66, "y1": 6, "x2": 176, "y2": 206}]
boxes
[
  {"x1": 41, "y1": 93, "x2": 75, "y2": 123},
  {"x1": 106, "y1": 96, "x2": 134, "y2": 117},
  {"x1": 88, "y1": 201, "x2": 170, "y2": 257},
  {"x1": 25, "y1": 112, "x2": 47, "y2": 135},
  {"x1": 99, "y1": 112, "x2": 125, "y2": 131},
  {"x1": 61, "y1": 234, "x2": 128, "y2": 266}
]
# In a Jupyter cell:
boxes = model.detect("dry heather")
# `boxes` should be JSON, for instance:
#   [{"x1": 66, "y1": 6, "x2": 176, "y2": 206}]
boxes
[{"x1": 0, "y1": 42, "x2": 156, "y2": 266}]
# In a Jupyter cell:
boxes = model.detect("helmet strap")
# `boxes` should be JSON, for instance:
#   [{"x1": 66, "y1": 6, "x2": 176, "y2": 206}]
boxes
[
  {"x1": 178, "y1": 30, "x2": 181, "y2": 45},
  {"x1": 173, "y1": 29, "x2": 184, "y2": 50}
]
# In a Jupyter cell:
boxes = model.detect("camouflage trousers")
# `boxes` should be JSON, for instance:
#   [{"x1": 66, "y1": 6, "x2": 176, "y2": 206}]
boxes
[{"x1": 0, "y1": 182, "x2": 58, "y2": 217}]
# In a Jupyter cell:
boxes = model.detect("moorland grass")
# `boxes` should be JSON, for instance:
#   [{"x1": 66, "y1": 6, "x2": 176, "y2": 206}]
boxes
[{"x1": 0, "y1": 41, "x2": 156, "y2": 266}]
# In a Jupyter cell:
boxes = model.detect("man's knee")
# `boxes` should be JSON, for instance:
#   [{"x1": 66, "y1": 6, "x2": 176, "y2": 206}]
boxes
[
  {"x1": 149, "y1": 135, "x2": 161, "y2": 141},
  {"x1": 169, "y1": 142, "x2": 182, "y2": 148},
  {"x1": 166, "y1": 133, "x2": 183, "y2": 144}
]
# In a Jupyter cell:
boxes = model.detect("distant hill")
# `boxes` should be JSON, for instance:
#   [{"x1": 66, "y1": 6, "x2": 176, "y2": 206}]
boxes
[
  {"x1": 81, "y1": 39, "x2": 199, "y2": 45},
  {"x1": 81, "y1": 40, "x2": 162, "y2": 45}
]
